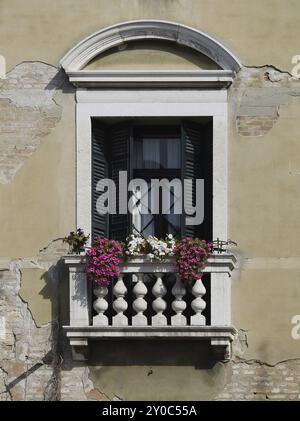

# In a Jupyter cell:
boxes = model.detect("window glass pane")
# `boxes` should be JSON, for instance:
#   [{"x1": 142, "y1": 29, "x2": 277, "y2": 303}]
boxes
[
  {"x1": 141, "y1": 214, "x2": 155, "y2": 236},
  {"x1": 133, "y1": 137, "x2": 181, "y2": 169},
  {"x1": 166, "y1": 187, "x2": 181, "y2": 236},
  {"x1": 166, "y1": 138, "x2": 181, "y2": 168},
  {"x1": 143, "y1": 139, "x2": 160, "y2": 169},
  {"x1": 167, "y1": 214, "x2": 181, "y2": 235},
  {"x1": 132, "y1": 128, "x2": 182, "y2": 238}
]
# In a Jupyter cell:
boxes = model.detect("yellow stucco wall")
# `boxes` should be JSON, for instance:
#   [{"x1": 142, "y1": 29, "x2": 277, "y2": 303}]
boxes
[
  {"x1": 0, "y1": 0, "x2": 299, "y2": 72},
  {"x1": 0, "y1": 89, "x2": 76, "y2": 258}
]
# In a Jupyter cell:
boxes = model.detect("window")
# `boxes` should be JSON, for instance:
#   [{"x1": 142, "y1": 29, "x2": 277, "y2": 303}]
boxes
[
  {"x1": 133, "y1": 126, "x2": 181, "y2": 238},
  {"x1": 91, "y1": 118, "x2": 213, "y2": 242},
  {"x1": 62, "y1": 21, "x2": 239, "y2": 358}
]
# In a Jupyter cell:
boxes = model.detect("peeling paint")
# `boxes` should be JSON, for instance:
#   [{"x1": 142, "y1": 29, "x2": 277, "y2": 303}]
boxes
[
  {"x1": 231, "y1": 65, "x2": 300, "y2": 137},
  {"x1": 0, "y1": 62, "x2": 66, "y2": 184},
  {"x1": 0, "y1": 264, "x2": 56, "y2": 400}
]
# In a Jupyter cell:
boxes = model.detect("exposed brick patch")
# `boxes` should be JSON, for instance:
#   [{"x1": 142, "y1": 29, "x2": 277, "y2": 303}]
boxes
[
  {"x1": 215, "y1": 360, "x2": 300, "y2": 401},
  {"x1": 231, "y1": 66, "x2": 300, "y2": 138},
  {"x1": 0, "y1": 264, "x2": 56, "y2": 400},
  {"x1": 60, "y1": 364, "x2": 103, "y2": 401},
  {"x1": 236, "y1": 114, "x2": 279, "y2": 137},
  {"x1": 0, "y1": 62, "x2": 66, "y2": 184},
  {"x1": 86, "y1": 388, "x2": 109, "y2": 401},
  {"x1": 57, "y1": 339, "x2": 107, "y2": 402}
]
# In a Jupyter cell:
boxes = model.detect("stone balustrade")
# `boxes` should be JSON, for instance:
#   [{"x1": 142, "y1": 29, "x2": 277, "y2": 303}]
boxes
[
  {"x1": 62, "y1": 254, "x2": 237, "y2": 360},
  {"x1": 92, "y1": 259, "x2": 207, "y2": 328}
]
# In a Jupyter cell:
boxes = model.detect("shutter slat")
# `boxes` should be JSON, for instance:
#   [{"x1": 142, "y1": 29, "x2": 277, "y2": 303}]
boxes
[
  {"x1": 109, "y1": 123, "x2": 131, "y2": 241},
  {"x1": 182, "y1": 121, "x2": 212, "y2": 241},
  {"x1": 92, "y1": 120, "x2": 109, "y2": 240}
]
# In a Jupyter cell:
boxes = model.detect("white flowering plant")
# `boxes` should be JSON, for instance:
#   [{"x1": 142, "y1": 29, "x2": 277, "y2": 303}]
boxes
[
  {"x1": 124, "y1": 234, "x2": 176, "y2": 261},
  {"x1": 147, "y1": 234, "x2": 175, "y2": 260},
  {"x1": 124, "y1": 234, "x2": 146, "y2": 257}
]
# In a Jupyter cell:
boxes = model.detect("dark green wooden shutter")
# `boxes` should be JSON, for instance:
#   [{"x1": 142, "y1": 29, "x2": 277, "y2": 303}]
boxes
[
  {"x1": 109, "y1": 123, "x2": 132, "y2": 241},
  {"x1": 92, "y1": 120, "x2": 109, "y2": 240},
  {"x1": 181, "y1": 120, "x2": 212, "y2": 241}
]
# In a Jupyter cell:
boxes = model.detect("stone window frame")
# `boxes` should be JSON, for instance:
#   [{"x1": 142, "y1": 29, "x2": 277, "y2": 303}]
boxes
[{"x1": 74, "y1": 89, "x2": 231, "y2": 328}]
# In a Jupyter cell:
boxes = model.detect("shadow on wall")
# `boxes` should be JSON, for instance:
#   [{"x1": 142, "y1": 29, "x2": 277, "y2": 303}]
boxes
[
  {"x1": 45, "y1": 67, "x2": 75, "y2": 95},
  {"x1": 86, "y1": 341, "x2": 229, "y2": 400},
  {"x1": 39, "y1": 260, "x2": 70, "y2": 326}
]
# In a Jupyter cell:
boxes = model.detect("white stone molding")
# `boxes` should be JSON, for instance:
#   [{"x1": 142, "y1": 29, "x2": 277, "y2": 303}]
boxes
[
  {"x1": 93, "y1": 285, "x2": 109, "y2": 326},
  {"x1": 132, "y1": 273, "x2": 148, "y2": 326},
  {"x1": 191, "y1": 278, "x2": 207, "y2": 326},
  {"x1": 60, "y1": 20, "x2": 242, "y2": 73},
  {"x1": 112, "y1": 275, "x2": 128, "y2": 326},
  {"x1": 69, "y1": 338, "x2": 89, "y2": 361},
  {"x1": 63, "y1": 256, "x2": 89, "y2": 327},
  {"x1": 151, "y1": 273, "x2": 167, "y2": 326},
  {"x1": 210, "y1": 272, "x2": 232, "y2": 326},
  {"x1": 120, "y1": 255, "x2": 236, "y2": 275},
  {"x1": 66, "y1": 70, "x2": 234, "y2": 89},
  {"x1": 171, "y1": 276, "x2": 187, "y2": 326}
]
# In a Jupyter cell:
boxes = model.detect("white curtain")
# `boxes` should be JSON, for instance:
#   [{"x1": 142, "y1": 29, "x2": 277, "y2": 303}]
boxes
[{"x1": 143, "y1": 138, "x2": 160, "y2": 169}]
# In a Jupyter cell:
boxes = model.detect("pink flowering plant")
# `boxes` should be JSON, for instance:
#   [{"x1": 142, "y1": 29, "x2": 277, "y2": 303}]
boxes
[
  {"x1": 86, "y1": 237, "x2": 123, "y2": 286},
  {"x1": 85, "y1": 235, "x2": 213, "y2": 286},
  {"x1": 174, "y1": 237, "x2": 213, "y2": 285}
]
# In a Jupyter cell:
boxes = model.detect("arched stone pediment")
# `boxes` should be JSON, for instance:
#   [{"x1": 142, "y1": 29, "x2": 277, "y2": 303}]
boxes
[
  {"x1": 84, "y1": 40, "x2": 221, "y2": 71},
  {"x1": 61, "y1": 20, "x2": 241, "y2": 88},
  {"x1": 61, "y1": 20, "x2": 241, "y2": 72}
]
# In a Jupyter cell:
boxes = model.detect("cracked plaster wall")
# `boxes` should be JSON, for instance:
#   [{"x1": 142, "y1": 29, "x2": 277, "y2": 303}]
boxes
[
  {"x1": 1, "y1": 0, "x2": 300, "y2": 402},
  {"x1": 1, "y1": 68, "x2": 300, "y2": 400},
  {"x1": 215, "y1": 359, "x2": 300, "y2": 401},
  {"x1": 0, "y1": 264, "x2": 56, "y2": 400},
  {"x1": 0, "y1": 63, "x2": 75, "y2": 258},
  {"x1": 231, "y1": 66, "x2": 300, "y2": 137},
  {"x1": 0, "y1": 62, "x2": 64, "y2": 184}
]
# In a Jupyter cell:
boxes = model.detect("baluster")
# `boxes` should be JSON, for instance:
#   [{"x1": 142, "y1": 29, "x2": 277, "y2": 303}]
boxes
[
  {"x1": 113, "y1": 275, "x2": 128, "y2": 326},
  {"x1": 132, "y1": 273, "x2": 148, "y2": 326},
  {"x1": 191, "y1": 277, "x2": 206, "y2": 326},
  {"x1": 171, "y1": 275, "x2": 187, "y2": 326},
  {"x1": 93, "y1": 285, "x2": 108, "y2": 326},
  {"x1": 151, "y1": 273, "x2": 167, "y2": 326}
]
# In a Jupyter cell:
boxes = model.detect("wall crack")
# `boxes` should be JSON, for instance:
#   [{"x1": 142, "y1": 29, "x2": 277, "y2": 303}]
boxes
[{"x1": 232, "y1": 64, "x2": 300, "y2": 137}]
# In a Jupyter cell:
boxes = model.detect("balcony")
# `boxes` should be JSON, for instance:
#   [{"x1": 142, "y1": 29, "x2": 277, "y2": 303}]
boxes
[{"x1": 63, "y1": 254, "x2": 237, "y2": 361}]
